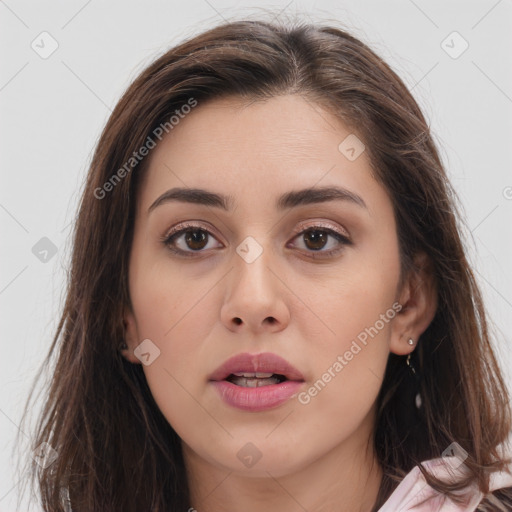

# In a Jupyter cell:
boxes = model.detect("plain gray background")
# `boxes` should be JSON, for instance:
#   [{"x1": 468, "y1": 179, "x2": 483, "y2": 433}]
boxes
[{"x1": 1, "y1": 1, "x2": 511, "y2": 510}]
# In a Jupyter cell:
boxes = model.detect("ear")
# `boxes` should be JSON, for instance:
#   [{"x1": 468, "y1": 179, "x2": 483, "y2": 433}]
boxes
[
  {"x1": 121, "y1": 304, "x2": 142, "y2": 365},
  {"x1": 390, "y1": 252, "x2": 437, "y2": 356}
]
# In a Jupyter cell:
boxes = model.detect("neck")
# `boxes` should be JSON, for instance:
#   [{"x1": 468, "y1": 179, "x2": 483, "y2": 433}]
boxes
[{"x1": 183, "y1": 414, "x2": 382, "y2": 512}]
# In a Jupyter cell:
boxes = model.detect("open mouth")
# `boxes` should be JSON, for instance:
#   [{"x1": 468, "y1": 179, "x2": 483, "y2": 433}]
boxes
[
  {"x1": 209, "y1": 354, "x2": 304, "y2": 411},
  {"x1": 226, "y1": 372, "x2": 288, "y2": 387}
]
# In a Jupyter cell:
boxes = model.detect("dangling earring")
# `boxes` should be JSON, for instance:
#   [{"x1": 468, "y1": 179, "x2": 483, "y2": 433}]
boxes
[
  {"x1": 406, "y1": 352, "x2": 416, "y2": 374},
  {"x1": 406, "y1": 341, "x2": 422, "y2": 410}
]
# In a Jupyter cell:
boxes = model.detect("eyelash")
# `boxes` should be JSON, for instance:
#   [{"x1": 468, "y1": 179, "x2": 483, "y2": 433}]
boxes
[{"x1": 160, "y1": 222, "x2": 352, "y2": 259}]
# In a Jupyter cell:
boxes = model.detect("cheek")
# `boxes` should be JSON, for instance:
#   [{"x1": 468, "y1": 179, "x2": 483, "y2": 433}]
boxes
[
  {"x1": 129, "y1": 247, "x2": 217, "y2": 348},
  {"x1": 297, "y1": 284, "x2": 396, "y2": 402},
  {"x1": 294, "y1": 236, "x2": 400, "y2": 360},
  {"x1": 292, "y1": 238, "x2": 400, "y2": 423},
  {"x1": 292, "y1": 294, "x2": 396, "y2": 453},
  {"x1": 129, "y1": 258, "x2": 223, "y2": 433}
]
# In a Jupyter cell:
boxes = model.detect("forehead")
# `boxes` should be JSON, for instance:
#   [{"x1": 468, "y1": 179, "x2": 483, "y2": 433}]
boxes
[
  {"x1": 151, "y1": 94, "x2": 353, "y2": 163},
  {"x1": 138, "y1": 94, "x2": 387, "y2": 217}
]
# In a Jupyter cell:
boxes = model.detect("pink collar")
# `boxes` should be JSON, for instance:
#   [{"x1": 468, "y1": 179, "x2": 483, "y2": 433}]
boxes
[{"x1": 378, "y1": 456, "x2": 512, "y2": 511}]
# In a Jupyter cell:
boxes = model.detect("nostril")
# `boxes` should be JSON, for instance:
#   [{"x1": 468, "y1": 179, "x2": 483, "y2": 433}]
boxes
[{"x1": 233, "y1": 317, "x2": 242, "y2": 325}]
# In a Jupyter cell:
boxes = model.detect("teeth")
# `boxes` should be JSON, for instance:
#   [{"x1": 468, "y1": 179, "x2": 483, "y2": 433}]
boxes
[
  {"x1": 229, "y1": 376, "x2": 281, "y2": 387},
  {"x1": 232, "y1": 372, "x2": 274, "y2": 378}
]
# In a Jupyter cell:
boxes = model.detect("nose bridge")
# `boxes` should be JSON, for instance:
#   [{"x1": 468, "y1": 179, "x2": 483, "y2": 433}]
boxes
[
  {"x1": 220, "y1": 230, "x2": 290, "y2": 332},
  {"x1": 233, "y1": 234, "x2": 275, "y2": 294}
]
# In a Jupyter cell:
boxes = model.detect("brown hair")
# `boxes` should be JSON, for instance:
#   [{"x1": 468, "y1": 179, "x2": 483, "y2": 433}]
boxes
[{"x1": 19, "y1": 17, "x2": 512, "y2": 511}]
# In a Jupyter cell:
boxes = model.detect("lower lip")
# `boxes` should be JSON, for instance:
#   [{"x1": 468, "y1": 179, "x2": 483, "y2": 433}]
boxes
[{"x1": 210, "y1": 380, "x2": 304, "y2": 412}]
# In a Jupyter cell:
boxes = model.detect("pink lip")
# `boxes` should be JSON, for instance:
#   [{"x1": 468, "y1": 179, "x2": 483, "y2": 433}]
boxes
[
  {"x1": 209, "y1": 352, "x2": 305, "y2": 412},
  {"x1": 210, "y1": 380, "x2": 304, "y2": 412},
  {"x1": 209, "y1": 352, "x2": 304, "y2": 382}
]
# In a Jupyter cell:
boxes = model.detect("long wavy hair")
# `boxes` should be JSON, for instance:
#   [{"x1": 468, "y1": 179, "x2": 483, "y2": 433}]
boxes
[{"x1": 19, "y1": 17, "x2": 512, "y2": 511}]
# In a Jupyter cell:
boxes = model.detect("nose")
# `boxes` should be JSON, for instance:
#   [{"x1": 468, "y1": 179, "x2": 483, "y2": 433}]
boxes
[{"x1": 220, "y1": 239, "x2": 290, "y2": 333}]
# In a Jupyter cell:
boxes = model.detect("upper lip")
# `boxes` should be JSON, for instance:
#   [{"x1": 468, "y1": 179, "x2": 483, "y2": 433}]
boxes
[{"x1": 209, "y1": 352, "x2": 305, "y2": 382}]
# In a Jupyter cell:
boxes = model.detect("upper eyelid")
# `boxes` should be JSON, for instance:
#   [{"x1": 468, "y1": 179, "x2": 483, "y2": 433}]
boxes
[
  {"x1": 164, "y1": 221, "x2": 221, "y2": 241},
  {"x1": 164, "y1": 220, "x2": 350, "y2": 239}
]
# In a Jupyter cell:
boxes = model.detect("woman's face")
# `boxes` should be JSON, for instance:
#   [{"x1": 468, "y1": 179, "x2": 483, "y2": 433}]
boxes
[{"x1": 124, "y1": 94, "x2": 414, "y2": 478}]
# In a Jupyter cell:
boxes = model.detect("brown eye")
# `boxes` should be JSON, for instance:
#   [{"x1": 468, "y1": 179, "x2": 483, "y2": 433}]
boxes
[
  {"x1": 162, "y1": 224, "x2": 223, "y2": 256},
  {"x1": 289, "y1": 226, "x2": 352, "y2": 258},
  {"x1": 182, "y1": 229, "x2": 209, "y2": 251},
  {"x1": 302, "y1": 229, "x2": 329, "y2": 251}
]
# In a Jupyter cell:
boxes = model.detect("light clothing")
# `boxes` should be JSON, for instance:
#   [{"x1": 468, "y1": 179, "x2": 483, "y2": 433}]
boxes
[{"x1": 378, "y1": 456, "x2": 512, "y2": 511}]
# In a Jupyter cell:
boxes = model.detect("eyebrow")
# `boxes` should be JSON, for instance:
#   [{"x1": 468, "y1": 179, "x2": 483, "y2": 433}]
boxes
[{"x1": 147, "y1": 185, "x2": 367, "y2": 214}]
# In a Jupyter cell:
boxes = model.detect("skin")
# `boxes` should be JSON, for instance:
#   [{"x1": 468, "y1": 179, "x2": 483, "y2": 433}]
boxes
[{"x1": 123, "y1": 94, "x2": 437, "y2": 512}]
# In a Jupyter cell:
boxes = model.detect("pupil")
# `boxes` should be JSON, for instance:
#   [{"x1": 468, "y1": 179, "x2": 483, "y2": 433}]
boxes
[
  {"x1": 305, "y1": 230, "x2": 327, "y2": 250},
  {"x1": 185, "y1": 230, "x2": 207, "y2": 250}
]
